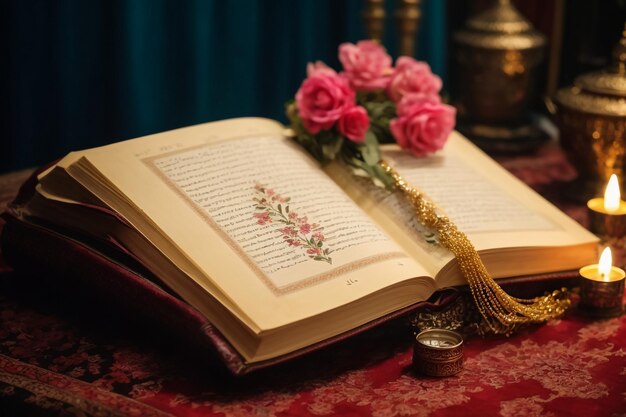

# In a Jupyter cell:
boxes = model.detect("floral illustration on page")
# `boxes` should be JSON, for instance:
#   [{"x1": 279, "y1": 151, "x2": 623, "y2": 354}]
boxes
[{"x1": 252, "y1": 183, "x2": 332, "y2": 264}]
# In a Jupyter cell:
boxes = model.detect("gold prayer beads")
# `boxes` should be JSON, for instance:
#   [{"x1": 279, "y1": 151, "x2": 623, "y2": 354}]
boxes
[{"x1": 379, "y1": 160, "x2": 571, "y2": 335}]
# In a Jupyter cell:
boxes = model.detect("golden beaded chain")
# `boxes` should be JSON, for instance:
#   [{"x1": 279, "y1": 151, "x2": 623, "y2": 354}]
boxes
[{"x1": 379, "y1": 160, "x2": 572, "y2": 335}]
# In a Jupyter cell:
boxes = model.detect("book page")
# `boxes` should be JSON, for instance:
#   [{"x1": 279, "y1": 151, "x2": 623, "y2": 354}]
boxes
[
  {"x1": 328, "y1": 131, "x2": 597, "y2": 278},
  {"x1": 381, "y1": 151, "x2": 555, "y2": 234},
  {"x1": 145, "y1": 135, "x2": 404, "y2": 292}
]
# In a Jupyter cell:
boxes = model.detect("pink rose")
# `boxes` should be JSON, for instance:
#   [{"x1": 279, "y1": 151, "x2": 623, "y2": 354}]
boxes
[
  {"x1": 396, "y1": 93, "x2": 441, "y2": 116},
  {"x1": 390, "y1": 93, "x2": 456, "y2": 157},
  {"x1": 339, "y1": 40, "x2": 393, "y2": 91},
  {"x1": 306, "y1": 61, "x2": 335, "y2": 77},
  {"x1": 296, "y1": 67, "x2": 355, "y2": 134},
  {"x1": 387, "y1": 56, "x2": 442, "y2": 102},
  {"x1": 338, "y1": 106, "x2": 370, "y2": 143}
]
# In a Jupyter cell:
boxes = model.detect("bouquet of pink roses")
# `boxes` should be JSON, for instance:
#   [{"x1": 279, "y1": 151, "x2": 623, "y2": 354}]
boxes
[
  {"x1": 285, "y1": 41, "x2": 573, "y2": 335},
  {"x1": 286, "y1": 40, "x2": 456, "y2": 188}
]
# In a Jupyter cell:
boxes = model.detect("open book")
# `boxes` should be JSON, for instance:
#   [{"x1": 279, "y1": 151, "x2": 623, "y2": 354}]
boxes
[{"x1": 14, "y1": 118, "x2": 597, "y2": 365}]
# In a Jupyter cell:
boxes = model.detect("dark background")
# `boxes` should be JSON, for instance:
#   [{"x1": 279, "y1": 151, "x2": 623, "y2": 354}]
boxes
[{"x1": 1, "y1": 0, "x2": 624, "y2": 173}]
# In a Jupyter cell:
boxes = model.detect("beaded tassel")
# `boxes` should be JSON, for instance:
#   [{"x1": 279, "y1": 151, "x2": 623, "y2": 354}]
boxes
[{"x1": 379, "y1": 160, "x2": 571, "y2": 335}]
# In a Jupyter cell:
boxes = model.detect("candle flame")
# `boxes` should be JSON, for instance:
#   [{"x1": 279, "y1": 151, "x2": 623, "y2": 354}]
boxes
[
  {"x1": 599, "y1": 247, "x2": 613, "y2": 281},
  {"x1": 604, "y1": 174, "x2": 621, "y2": 212}
]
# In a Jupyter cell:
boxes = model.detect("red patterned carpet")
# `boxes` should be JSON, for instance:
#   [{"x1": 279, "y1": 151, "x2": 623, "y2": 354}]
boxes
[{"x1": 0, "y1": 146, "x2": 625, "y2": 417}]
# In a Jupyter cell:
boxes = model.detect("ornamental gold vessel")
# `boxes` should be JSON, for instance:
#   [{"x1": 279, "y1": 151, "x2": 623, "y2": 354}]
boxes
[
  {"x1": 453, "y1": 0, "x2": 546, "y2": 152},
  {"x1": 552, "y1": 24, "x2": 626, "y2": 200}
]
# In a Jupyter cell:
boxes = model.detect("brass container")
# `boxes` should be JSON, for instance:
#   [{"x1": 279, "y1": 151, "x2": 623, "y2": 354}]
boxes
[
  {"x1": 412, "y1": 329, "x2": 464, "y2": 377},
  {"x1": 453, "y1": 0, "x2": 546, "y2": 151},
  {"x1": 553, "y1": 25, "x2": 626, "y2": 199}
]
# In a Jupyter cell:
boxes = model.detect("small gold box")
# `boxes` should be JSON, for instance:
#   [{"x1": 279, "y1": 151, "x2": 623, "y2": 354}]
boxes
[{"x1": 413, "y1": 329, "x2": 464, "y2": 377}]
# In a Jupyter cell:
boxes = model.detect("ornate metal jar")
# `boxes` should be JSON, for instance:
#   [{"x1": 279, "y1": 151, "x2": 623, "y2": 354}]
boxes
[
  {"x1": 553, "y1": 26, "x2": 626, "y2": 197},
  {"x1": 453, "y1": 0, "x2": 546, "y2": 151}
]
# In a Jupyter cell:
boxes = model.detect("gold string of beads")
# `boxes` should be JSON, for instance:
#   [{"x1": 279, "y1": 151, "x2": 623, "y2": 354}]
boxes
[{"x1": 379, "y1": 160, "x2": 572, "y2": 335}]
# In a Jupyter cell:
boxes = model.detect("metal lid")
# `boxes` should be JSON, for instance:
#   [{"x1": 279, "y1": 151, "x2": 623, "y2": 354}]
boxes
[
  {"x1": 555, "y1": 87, "x2": 626, "y2": 117},
  {"x1": 454, "y1": 0, "x2": 545, "y2": 50},
  {"x1": 415, "y1": 329, "x2": 463, "y2": 349},
  {"x1": 555, "y1": 23, "x2": 626, "y2": 116},
  {"x1": 576, "y1": 24, "x2": 626, "y2": 97}
]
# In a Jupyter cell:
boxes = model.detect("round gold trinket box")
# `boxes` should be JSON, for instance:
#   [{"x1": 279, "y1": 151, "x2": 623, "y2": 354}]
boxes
[{"x1": 412, "y1": 329, "x2": 464, "y2": 377}]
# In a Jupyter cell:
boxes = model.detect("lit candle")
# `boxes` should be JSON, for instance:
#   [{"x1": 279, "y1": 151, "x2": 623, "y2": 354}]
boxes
[
  {"x1": 587, "y1": 174, "x2": 626, "y2": 237},
  {"x1": 578, "y1": 246, "x2": 625, "y2": 318}
]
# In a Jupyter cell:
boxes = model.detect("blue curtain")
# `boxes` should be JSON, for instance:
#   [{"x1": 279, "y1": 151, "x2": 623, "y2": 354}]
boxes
[{"x1": 1, "y1": 0, "x2": 446, "y2": 173}]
